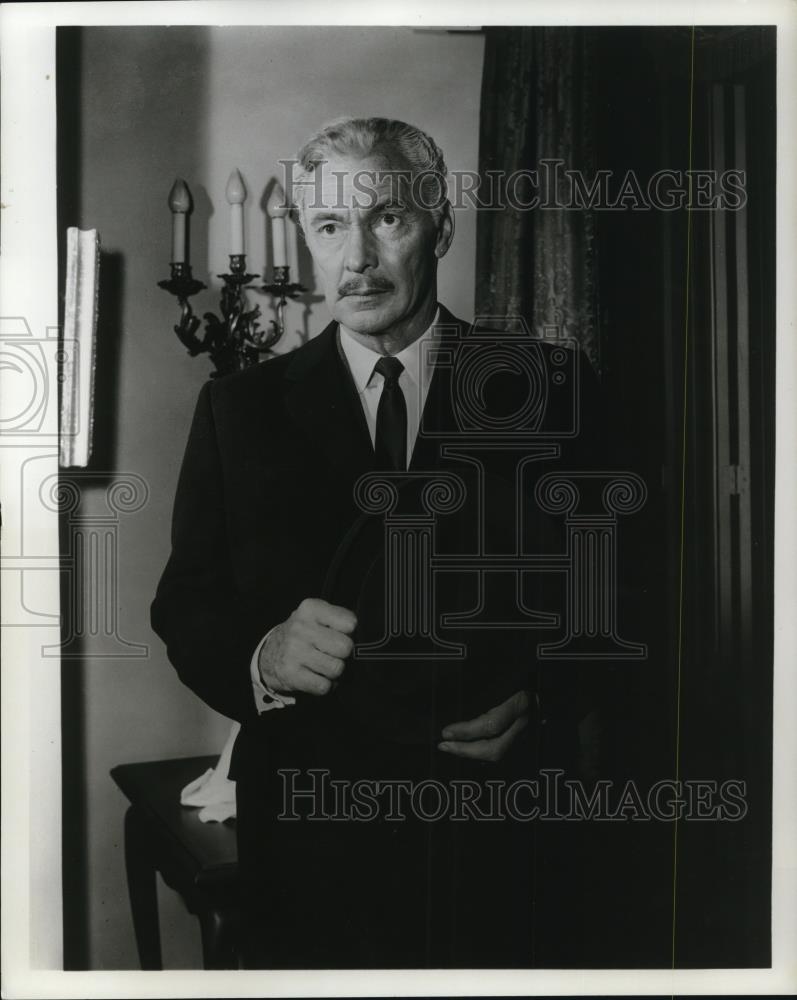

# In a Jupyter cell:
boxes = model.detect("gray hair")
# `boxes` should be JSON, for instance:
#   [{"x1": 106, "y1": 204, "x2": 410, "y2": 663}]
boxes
[{"x1": 291, "y1": 116, "x2": 449, "y2": 226}]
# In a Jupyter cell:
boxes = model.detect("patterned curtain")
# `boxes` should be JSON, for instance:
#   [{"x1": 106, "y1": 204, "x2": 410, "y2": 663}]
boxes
[{"x1": 476, "y1": 28, "x2": 600, "y2": 370}]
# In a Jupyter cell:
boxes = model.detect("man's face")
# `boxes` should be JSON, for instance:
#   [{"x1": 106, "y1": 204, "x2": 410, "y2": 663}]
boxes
[{"x1": 300, "y1": 151, "x2": 453, "y2": 342}]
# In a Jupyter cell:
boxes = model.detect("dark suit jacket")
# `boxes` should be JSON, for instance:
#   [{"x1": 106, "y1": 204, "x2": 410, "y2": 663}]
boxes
[
  {"x1": 150, "y1": 308, "x2": 642, "y2": 968},
  {"x1": 151, "y1": 305, "x2": 604, "y2": 783}
]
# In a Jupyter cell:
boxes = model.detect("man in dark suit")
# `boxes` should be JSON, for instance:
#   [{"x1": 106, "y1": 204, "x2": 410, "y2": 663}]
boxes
[{"x1": 152, "y1": 117, "x2": 601, "y2": 968}]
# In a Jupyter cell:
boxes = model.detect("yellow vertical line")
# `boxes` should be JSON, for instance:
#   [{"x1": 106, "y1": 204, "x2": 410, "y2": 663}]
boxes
[{"x1": 672, "y1": 25, "x2": 697, "y2": 972}]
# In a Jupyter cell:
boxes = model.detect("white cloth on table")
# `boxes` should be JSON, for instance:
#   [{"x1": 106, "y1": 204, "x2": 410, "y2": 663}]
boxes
[{"x1": 180, "y1": 721, "x2": 240, "y2": 823}]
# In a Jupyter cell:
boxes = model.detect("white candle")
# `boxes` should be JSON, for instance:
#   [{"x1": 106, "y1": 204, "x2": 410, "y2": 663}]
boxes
[
  {"x1": 287, "y1": 218, "x2": 300, "y2": 277},
  {"x1": 168, "y1": 179, "x2": 190, "y2": 264},
  {"x1": 267, "y1": 182, "x2": 289, "y2": 268},
  {"x1": 226, "y1": 168, "x2": 246, "y2": 256}
]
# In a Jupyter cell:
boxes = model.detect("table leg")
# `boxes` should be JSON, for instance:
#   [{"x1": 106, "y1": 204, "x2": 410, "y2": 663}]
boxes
[
  {"x1": 123, "y1": 806, "x2": 163, "y2": 970},
  {"x1": 198, "y1": 905, "x2": 239, "y2": 970}
]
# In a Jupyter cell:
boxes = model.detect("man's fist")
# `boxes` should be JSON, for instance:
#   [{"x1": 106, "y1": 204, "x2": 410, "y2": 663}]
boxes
[{"x1": 258, "y1": 598, "x2": 357, "y2": 697}]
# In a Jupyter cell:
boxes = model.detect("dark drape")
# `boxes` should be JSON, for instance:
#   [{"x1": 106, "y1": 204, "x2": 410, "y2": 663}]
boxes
[{"x1": 476, "y1": 27, "x2": 599, "y2": 369}]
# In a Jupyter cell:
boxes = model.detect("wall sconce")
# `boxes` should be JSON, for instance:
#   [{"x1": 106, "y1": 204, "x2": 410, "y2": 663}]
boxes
[{"x1": 158, "y1": 172, "x2": 305, "y2": 378}]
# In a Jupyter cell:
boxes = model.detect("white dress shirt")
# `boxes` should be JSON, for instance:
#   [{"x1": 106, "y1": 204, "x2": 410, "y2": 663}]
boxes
[
  {"x1": 337, "y1": 307, "x2": 440, "y2": 467},
  {"x1": 250, "y1": 309, "x2": 442, "y2": 713}
]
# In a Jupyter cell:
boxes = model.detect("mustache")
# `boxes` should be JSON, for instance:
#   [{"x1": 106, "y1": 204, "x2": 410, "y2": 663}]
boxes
[{"x1": 337, "y1": 278, "x2": 394, "y2": 297}]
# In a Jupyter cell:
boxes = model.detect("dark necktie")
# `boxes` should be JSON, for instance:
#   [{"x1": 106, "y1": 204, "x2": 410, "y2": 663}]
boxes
[{"x1": 373, "y1": 355, "x2": 407, "y2": 471}]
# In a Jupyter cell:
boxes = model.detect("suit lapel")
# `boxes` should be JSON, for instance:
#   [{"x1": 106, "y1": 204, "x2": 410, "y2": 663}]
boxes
[
  {"x1": 283, "y1": 322, "x2": 375, "y2": 480},
  {"x1": 284, "y1": 306, "x2": 471, "y2": 478},
  {"x1": 409, "y1": 305, "x2": 469, "y2": 472}
]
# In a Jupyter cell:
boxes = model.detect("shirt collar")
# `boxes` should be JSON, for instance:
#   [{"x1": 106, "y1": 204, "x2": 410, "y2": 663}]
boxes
[{"x1": 339, "y1": 307, "x2": 441, "y2": 394}]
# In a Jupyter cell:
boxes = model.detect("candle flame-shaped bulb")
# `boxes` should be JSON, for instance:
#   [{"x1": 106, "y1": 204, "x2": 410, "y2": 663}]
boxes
[
  {"x1": 168, "y1": 178, "x2": 191, "y2": 213},
  {"x1": 226, "y1": 169, "x2": 246, "y2": 205},
  {"x1": 267, "y1": 182, "x2": 290, "y2": 218}
]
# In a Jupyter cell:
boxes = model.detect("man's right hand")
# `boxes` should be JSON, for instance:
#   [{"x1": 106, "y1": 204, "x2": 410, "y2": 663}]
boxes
[{"x1": 258, "y1": 598, "x2": 357, "y2": 697}]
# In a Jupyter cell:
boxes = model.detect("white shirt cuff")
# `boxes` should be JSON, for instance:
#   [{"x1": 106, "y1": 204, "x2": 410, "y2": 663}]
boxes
[{"x1": 250, "y1": 627, "x2": 297, "y2": 713}]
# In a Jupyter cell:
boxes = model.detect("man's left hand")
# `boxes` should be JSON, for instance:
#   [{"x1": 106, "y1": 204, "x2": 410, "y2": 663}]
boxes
[{"x1": 438, "y1": 690, "x2": 530, "y2": 762}]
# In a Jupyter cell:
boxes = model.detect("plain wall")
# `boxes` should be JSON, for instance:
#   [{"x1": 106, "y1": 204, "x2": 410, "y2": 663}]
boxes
[{"x1": 66, "y1": 25, "x2": 484, "y2": 969}]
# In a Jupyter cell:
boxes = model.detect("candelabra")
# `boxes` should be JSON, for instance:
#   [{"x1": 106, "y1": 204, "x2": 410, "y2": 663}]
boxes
[
  {"x1": 159, "y1": 173, "x2": 304, "y2": 378},
  {"x1": 158, "y1": 258, "x2": 304, "y2": 378}
]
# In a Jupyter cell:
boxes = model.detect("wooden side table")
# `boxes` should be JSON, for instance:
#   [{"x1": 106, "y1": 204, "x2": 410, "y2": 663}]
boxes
[{"x1": 111, "y1": 756, "x2": 240, "y2": 970}]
